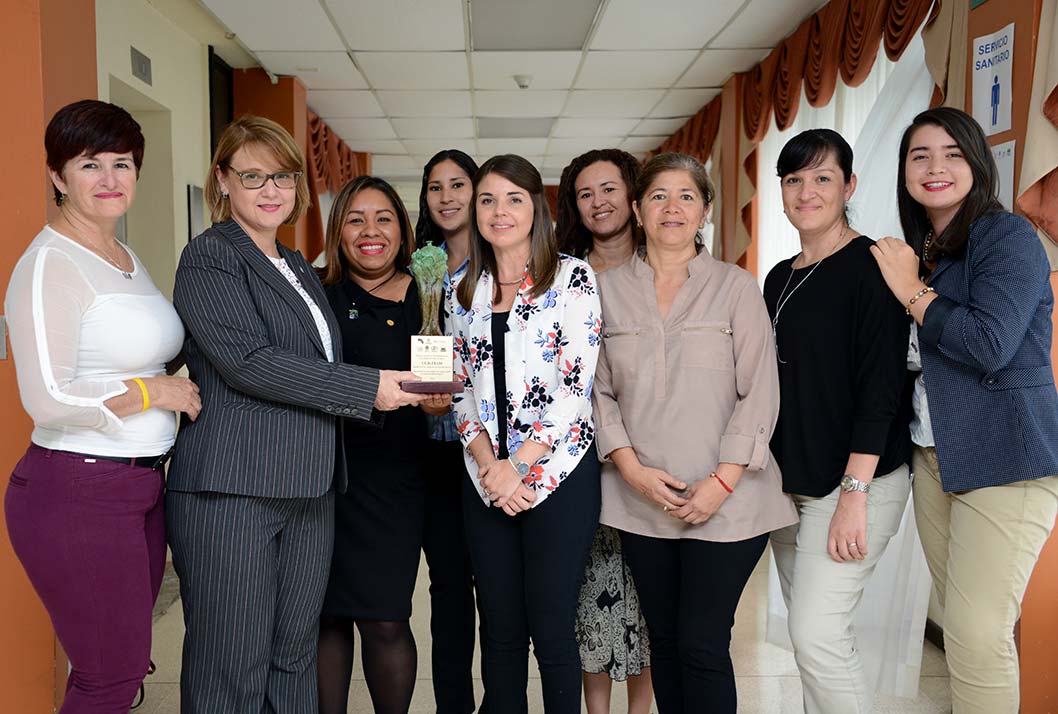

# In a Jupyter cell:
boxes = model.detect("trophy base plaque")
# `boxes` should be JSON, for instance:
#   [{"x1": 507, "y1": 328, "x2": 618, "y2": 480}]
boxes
[{"x1": 401, "y1": 335, "x2": 464, "y2": 394}]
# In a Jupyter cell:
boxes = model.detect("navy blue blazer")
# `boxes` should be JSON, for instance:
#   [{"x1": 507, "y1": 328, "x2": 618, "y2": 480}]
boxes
[{"x1": 919, "y1": 210, "x2": 1058, "y2": 491}]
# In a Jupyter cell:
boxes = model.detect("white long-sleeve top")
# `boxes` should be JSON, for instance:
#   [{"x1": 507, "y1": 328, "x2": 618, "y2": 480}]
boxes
[{"x1": 5, "y1": 226, "x2": 184, "y2": 456}]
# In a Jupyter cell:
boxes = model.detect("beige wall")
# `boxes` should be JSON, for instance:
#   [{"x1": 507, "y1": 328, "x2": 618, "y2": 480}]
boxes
[{"x1": 95, "y1": 0, "x2": 211, "y2": 297}]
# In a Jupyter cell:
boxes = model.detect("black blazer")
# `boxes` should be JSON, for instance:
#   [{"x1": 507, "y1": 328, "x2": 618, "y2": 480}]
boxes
[{"x1": 169, "y1": 219, "x2": 379, "y2": 498}]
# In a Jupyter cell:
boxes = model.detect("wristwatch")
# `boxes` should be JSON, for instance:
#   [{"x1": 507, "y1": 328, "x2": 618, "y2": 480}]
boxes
[
  {"x1": 508, "y1": 454, "x2": 531, "y2": 478},
  {"x1": 840, "y1": 474, "x2": 870, "y2": 494}
]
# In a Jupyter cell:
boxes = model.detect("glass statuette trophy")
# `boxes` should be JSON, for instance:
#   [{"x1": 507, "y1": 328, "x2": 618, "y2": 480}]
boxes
[{"x1": 402, "y1": 244, "x2": 464, "y2": 393}]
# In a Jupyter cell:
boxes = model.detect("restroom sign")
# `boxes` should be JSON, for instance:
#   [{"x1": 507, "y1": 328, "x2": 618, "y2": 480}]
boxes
[{"x1": 972, "y1": 23, "x2": 1014, "y2": 136}]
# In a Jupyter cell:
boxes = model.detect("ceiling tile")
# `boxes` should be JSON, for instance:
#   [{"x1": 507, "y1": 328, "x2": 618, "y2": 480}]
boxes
[
  {"x1": 563, "y1": 90, "x2": 665, "y2": 117},
  {"x1": 478, "y1": 117, "x2": 556, "y2": 139},
  {"x1": 355, "y1": 52, "x2": 469, "y2": 90},
  {"x1": 471, "y1": 52, "x2": 581, "y2": 90},
  {"x1": 543, "y1": 154, "x2": 579, "y2": 170},
  {"x1": 676, "y1": 49, "x2": 768, "y2": 88},
  {"x1": 391, "y1": 117, "x2": 475, "y2": 139},
  {"x1": 412, "y1": 150, "x2": 486, "y2": 166},
  {"x1": 477, "y1": 138, "x2": 549, "y2": 156},
  {"x1": 403, "y1": 139, "x2": 477, "y2": 156},
  {"x1": 201, "y1": 0, "x2": 346, "y2": 51},
  {"x1": 474, "y1": 91, "x2": 569, "y2": 117},
  {"x1": 471, "y1": 0, "x2": 600, "y2": 51},
  {"x1": 376, "y1": 91, "x2": 473, "y2": 117},
  {"x1": 575, "y1": 51, "x2": 698, "y2": 89},
  {"x1": 552, "y1": 117, "x2": 639, "y2": 137},
  {"x1": 649, "y1": 88, "x2": 720, "y2": 117},
  {"x1": 255, "y1": 52, "x2": 368, "y2": 90},
  {"x1": 632, "y1": 117, "x2": 693, "y2": 135},
  {"x1": 371, "y1": 154, "x2": 420, "y2": 172},
  {"x1": 326, "y1": 0, "x2": 465, "y2": 51},
  {"x1": 547, "y1": 137, "x2": 624, "y2": 155},
  {"x1": 620, "y1": 136, "x2": 667, "y2": 152},
  {"x1": 709, "y1": 0, "x2": 825, "y2": 49},
  {"x1": 325, "y1": 118, "x2": 397, "y2": 140},
  {"x1": 307, "y1": 90, "x2": 385, "y2": 118},
  {"x1": 590, "y1": 0, "x2": 745, "y2": 50},
  {"x1": 337, "y1": 139, "x2": 408, "y2": 154}
]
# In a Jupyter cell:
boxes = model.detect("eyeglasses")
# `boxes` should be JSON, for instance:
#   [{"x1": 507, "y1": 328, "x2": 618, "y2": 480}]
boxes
[{"x1": 228, "y1": 167, "x2": 302, "y2": 190}]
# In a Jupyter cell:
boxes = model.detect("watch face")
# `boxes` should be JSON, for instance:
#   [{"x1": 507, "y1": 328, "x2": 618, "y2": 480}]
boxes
[
  {"x1": 517, "y1": 463, "x2": 530, "y2": 476},
  {"x1": 840, "y1": 475, "x2": 853, "y2": 491}
]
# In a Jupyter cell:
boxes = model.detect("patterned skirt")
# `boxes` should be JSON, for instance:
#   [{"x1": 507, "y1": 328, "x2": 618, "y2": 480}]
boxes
[{"x1": 576, "y1": 525, "x2": 650, "y2": 680}]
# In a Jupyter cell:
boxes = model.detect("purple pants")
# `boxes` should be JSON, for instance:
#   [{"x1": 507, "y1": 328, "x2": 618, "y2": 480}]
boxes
[{"x1": 4, "y1": 444, "x2": 166, "y2": 714}]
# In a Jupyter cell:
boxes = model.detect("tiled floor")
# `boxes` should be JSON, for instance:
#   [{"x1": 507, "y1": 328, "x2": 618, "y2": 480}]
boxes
[{"x1": 139, "y1": 551, "x2": 952, "y2": 713}]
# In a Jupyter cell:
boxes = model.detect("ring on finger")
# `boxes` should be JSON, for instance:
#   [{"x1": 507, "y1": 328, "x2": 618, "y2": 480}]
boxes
[{"x1": 848, "y1": 541, "x2": 858, "y2": 549}]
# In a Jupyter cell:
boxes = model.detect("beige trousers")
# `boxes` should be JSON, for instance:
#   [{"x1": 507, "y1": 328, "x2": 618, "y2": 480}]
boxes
[
  {"x1": 912, "y1": 445, "x2": 1058, "y2": 714},
  {"x1": 770, "y1": 464, "x2": 911, "y2": 714}
]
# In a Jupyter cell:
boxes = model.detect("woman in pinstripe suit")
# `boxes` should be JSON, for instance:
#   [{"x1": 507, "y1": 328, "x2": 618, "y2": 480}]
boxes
[{"x1": 168, "y1": 115, "x2": 423, "y2": 714}]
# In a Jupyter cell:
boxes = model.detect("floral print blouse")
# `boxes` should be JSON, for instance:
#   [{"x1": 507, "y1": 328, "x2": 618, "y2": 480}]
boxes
[{"x1": 450, "y1": 256, "x2": 602, "y2": 508}]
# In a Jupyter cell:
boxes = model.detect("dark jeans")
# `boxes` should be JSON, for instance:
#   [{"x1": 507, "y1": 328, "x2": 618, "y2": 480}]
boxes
[
  {"x1": 620, "y1": 531, "x2": 769, "y2": 714},
  {"x1": 5, "y1": 444, "x2": 167, "y2": 714},
  {"x1": 423, "y1": 438, "x2": 488, "y2": 713},
  {"x1": 463, "y1": 445, "x2": 600, "y2": 714}
]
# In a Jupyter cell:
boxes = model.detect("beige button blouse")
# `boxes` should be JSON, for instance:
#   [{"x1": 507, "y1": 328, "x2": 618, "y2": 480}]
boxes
[{"x1": 592, "y1": 250, "x2": 797, "y2": 542}]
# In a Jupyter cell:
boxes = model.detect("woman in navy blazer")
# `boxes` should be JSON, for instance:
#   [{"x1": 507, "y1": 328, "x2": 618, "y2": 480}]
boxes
[{"x1": 872, "y1": 107, "x2": 1058, "y2": 714}]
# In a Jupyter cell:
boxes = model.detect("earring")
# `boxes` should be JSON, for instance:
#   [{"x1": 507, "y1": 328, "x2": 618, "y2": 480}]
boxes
[
  {"x1": 58, "y1": 193, "x2": 66, "y2": 205},
  {"x1": 221, "y1": 191, "x2": 228, "y2": 198}
]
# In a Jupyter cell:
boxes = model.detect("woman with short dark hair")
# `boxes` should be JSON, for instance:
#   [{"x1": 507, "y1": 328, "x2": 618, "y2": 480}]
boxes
[
  {"x1": 765, "y1": 129, "x2": 911, "y2": 714},
  {"x1": 4, "y1": 99, "x2": 201, "y2": 713},
  {"x1": 872, "y1": 107, "x2": 1058, "y2": 714},
  {"x1": 452, "y1": 154, "x2": 602, "y2": 713}
]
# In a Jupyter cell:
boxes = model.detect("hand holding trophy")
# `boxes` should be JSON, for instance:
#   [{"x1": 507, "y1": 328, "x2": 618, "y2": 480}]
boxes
[{"x1": 401, "y1": 244, "x2": 464, "y2": 393}]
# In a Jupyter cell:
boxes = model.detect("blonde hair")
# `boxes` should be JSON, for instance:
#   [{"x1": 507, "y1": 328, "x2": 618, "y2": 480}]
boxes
[{"x1": 206, "y1": 115, "x2": 310, "y2": 225}]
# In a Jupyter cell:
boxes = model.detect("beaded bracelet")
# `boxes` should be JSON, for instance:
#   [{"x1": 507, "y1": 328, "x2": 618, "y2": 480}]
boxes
[{"x1": 906, "y1": 286, "x2": 935, "y2": 315}]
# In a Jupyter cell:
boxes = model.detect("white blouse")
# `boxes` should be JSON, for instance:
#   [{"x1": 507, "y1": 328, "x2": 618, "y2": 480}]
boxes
[
  {"x1": 5, "y1": 226, "x2": 185, "y2": 456},
  {"x1": 267, "y1": 255, "x2": 334, "y2": 362},
  {"x1": 451, "y1": 256, "x2": 602, "y2": 508}
]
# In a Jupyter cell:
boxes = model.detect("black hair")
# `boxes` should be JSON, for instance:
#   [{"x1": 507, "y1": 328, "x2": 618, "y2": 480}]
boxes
[
  {"x1": 415, "y1": 149, "x2": 479, "y2": 248},
  {"x1": 555, "y1": 148, "x2": 642, "y2": 258},
  {"x1": 775, "y1": 128, "x2": 854, "y2": 183},
  {"x1": 896, "y1": 107, "x2": 1002, "y2": 262}
]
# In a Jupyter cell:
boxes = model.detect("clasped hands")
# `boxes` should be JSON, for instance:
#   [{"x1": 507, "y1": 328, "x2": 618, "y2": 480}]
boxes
[
  {"x1": 478, "y1": 458, "x2": 536, "y2": 516},
  {"x1": 620, "y1": 462, "x2": 730, "y2": 525}
]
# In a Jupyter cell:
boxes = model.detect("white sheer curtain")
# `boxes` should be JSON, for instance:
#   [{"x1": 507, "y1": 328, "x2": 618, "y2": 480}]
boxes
[{"x1": 759, "y1": 34, "x2": 936, "y2": 699}]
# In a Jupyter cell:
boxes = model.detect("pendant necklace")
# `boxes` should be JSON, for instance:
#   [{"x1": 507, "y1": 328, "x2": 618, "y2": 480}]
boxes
[
  {"x1": 771, "y1": 226, "x2": 846, "y2": 364},
  {"x1": 349, "y1": 269, "x2": 398, "y2": 320}
]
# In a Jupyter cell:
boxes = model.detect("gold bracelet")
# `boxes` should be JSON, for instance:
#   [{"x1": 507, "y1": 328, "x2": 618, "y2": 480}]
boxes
[
  {"x1": 906, "y1": 286, "x2": 935, "y2": 315},
  {"x1": 132, "y1": 377, "x2": 150, "y2": 412}
]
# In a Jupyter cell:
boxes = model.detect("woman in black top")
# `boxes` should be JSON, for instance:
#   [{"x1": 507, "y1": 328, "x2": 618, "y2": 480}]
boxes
[
  {"x1": 316, "y1": 176, "x2": 450, "y2": 714},
  {"x1": 762, "y1": 129, "x2": 910, "y2": 714}
]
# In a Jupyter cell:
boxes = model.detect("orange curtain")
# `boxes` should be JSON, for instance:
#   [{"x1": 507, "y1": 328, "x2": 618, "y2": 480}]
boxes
[
  {"x1": 657, "y1": 96, "x2": 723, "y2": 162},
  {"x1": 304, "y1": 110, "x2": 372, "y2": 260}
]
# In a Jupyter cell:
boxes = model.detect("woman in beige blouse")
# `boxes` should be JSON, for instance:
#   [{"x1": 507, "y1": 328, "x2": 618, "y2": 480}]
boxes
[{"x1": 592, "y1": 152, "x2": 797, "y2": 714}]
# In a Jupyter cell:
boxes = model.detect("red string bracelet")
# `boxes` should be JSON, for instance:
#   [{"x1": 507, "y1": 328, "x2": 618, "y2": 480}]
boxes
[{"x1": 711, "y1": 471, "x2": 733, "y2": 494}]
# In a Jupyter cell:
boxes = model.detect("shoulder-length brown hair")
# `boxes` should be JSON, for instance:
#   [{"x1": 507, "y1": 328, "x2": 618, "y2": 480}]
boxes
[
  {"x1": 319, "y1": 175, "x2": 415, "y2": 286},
  {"x1": 206, "y1": 114, "x2": 310, "y2": 225},
  {"x1": 456, "y1": 155, "x2": 559, "y2": 310},
  {"x1": 555, "y1": 148, "x2": 642, "y2": 258}
]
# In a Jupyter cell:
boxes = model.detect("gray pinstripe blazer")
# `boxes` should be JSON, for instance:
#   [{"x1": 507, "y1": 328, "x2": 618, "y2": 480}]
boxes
[{"x1": 168, "y1": 219, "x2": 379, "y2": 498}]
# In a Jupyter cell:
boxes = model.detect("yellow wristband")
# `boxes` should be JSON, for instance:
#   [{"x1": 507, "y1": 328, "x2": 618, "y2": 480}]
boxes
[{"x1": 132, "y1": 377, "x2": 150, "y2": 412}]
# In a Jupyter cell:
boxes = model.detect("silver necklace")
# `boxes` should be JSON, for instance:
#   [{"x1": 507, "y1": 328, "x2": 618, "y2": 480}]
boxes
[
  {"x1": 86, "y1": 238, "x2": 133, "y2": 279},
  {"x1": 771, "y1": 226, "x2": 846, "y2": 364}
]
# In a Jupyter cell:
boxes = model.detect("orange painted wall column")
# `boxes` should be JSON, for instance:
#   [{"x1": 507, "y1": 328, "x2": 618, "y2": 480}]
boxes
[
  {"x1": 963, "y1": 0, "x2": 1056, "y2": 711},
  {"x1": 233, "y1": 69, "x2": 310, "y2": 254},
  {"x1": 1, "y1": 1, "x2": 97, "y2": 712},
  {"x1": 719, "y1": 76, "x2": 742, "y2": 264}
]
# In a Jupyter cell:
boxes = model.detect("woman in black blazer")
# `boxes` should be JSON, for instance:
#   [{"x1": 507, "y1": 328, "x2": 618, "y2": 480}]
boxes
[{"x1": 169, "y1": 115, "x2": 422, "y2": 713}]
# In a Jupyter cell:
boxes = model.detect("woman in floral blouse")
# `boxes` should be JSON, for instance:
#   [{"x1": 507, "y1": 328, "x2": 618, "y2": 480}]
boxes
[{"x1": 451, "y1": 153, "x2": 602, "y2": 713}]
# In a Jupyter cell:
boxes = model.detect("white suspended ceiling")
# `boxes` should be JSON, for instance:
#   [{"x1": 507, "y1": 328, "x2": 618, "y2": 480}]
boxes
[{"x1": 198, "y1": 0, "x2": 825, "y2": 183}]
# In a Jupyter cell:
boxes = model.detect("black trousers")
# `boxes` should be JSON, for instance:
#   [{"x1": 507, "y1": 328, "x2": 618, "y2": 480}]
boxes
[
  {"x1": 463, "y1": 446, "x2": 600, "y2": 714},
  {"x1": 423, "y1": 438, "x2": 488, "y2": 714},
  {"x1": 620, "y1": 530, "x2": 769, "y2": 714}
]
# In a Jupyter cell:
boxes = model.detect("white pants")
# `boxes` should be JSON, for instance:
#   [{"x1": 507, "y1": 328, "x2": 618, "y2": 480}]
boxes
[{"x1": 770, "y1": 464, "x2": 911, "y2": 714}]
